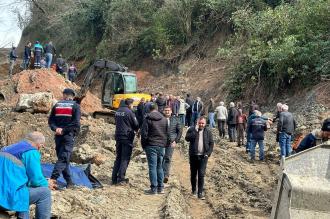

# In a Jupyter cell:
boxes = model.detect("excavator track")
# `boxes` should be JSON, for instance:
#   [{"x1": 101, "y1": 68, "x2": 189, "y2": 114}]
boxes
[{"x1": 92, "y1": 110, "x2": 116, "y2": 124}]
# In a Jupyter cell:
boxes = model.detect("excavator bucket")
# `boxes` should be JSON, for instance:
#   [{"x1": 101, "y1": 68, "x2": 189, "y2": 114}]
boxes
[{"x1": 271, "y1": 143, "x2": 330, "y2": 219}]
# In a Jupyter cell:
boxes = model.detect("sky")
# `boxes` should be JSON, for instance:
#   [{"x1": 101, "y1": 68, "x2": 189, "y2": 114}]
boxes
[{"x1": 0, "y1": 0, "x2": 28, "y2": 48}]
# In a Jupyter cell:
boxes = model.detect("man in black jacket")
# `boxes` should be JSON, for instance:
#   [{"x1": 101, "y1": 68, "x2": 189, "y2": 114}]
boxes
[
  {"x1": 185, "y1": 117, "x2": 214, "y2": 200},
  {"x1": 136, "y1": 98, "x2": 146, "y2": 128},
  {"x1": 156, "y1": 93, "x2": 166, "y2": 113},
  {"x1": 163, "y1": 106, "x2": 183, "y2": 183},
  {"x1": 141, "y1": 103, "x2": 168, "y2": 194},
  {"x1": 23, "y1": 42, "x2": 32, "y2": 69},
  {"x1": 48, "y1": 88, "x2": 81, "y2": 188},
  {"x1": 185, "y1": 93, "x2": 194, "y2": 126},
  {"x1": 112, "y1": 98, "x2": 139, "y2": 185},
  {"x1": 228, "y1": 102, "x2": 238, "y2": 142},
  {"x1": 191, "y1": 97, "x2": 203, "y2": 126}
]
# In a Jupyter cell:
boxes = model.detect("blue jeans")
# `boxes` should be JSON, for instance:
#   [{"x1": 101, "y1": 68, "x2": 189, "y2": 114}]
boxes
[
  {"x1": 279, "y1": 132, "x2": 292, "y2": 157},
  {"x1": 145, "y1": 146, "x2": 165, "y2": 191},
  {"x1": 45, "y1": 53, "x2": 53, "y2": 68},
  {"x1": 208, "y1": 112, "x2": 215, "y2": 128},
  {"x1": 18, "y1": 187, "x2": 51, "y2": 219},
  {"x1": 23, "y1": 58, "x2": 30, "y2": 69},
  {"x1": 191, "y1": 112, "x2": 201, "y2": 126},
  {"x1": 246, "y1": 131, "x2": 252, "y2": 152},
  {"x1": 250, "y1": 139, "x2": 264, "y2": 160}
]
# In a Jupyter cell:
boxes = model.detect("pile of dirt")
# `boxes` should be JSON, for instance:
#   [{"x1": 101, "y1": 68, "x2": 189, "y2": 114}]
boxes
[{"x1": 0, "y1": 69, "x2": 103, "y2": 114}]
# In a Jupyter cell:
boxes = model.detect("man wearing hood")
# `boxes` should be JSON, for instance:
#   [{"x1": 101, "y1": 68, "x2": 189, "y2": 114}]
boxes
[
  {"x1": 112, "y1": 98, "x2": 139, "y2": 185},
  {"x1": 141, "y1": 103, "x2": 168, "y2": 194}
]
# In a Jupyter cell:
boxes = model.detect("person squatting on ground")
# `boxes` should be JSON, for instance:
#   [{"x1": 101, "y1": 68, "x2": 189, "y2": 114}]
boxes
[
  {"x1": 236, "y1": 109, "x2": 247, "y2": 147},
  {"x1": 248, "y1": 111, "x2": 268, "y2": 161},
  {"x1": 111, "y1": 99, "x2": 139, "y2": 185},
  {"x1": 44, "y1": 41, "x2": 56, "y2": 69},
  {"x1": 208, "y1": 98, "x2": 216, "y2": 128},
  {"x1": 215, "y1": 101, "x2": 228, "y2": 138},
  {"x1": 23, "y1": 42, "x2": 32, "y2": 70},
  {"x1": 163, "y1": 106, "x2": 183, "y2": 183},
  {"x1": 277, "y1": 104, "x2": 296, "y2": 158},
  {"x1": 0, "y1": 132, "x2": 53, "y2": 219},
  {"x1": 141, "y1": 103, "x2": 168, "y2": 194},
  {"x1": 191, "y1": 97, "x2": 203, "y2": 126},
  {"x1": 227, "y1": 102, "x2": 238, "y2": 142},
  {"x1": 8, "y1": 46, "x2": 18, "y2": 78},
  {"x1": 185, "y1": 117, "x2": 214, "y2": 200},
  {"x1": 33, "y1": 41, "x2": 43, "y2": 69},
  {"x1": 48, "y1": 88, "x2": 81, "y2": 188}
]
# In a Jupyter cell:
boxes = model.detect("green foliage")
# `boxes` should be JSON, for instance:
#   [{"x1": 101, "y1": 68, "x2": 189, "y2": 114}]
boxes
[{"x1": 223, "y1": 0, "x2": 330, "y2": 98}]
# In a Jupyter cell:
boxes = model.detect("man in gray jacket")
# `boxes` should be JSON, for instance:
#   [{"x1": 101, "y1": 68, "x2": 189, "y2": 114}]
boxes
[
  {"x1": 277, "y1": 104, "x2": 296, "y2": 157},
  {"x1": 163, "y1": 106, "x2": 183, "y2": 183}
]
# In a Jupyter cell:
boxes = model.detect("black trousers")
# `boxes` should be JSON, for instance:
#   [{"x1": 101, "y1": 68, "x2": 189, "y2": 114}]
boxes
[
  {"x1": 186, "y1": 111, "x2": 192, "y2": 126},
  {"x1": 217, "y1": 119, "x2": 226, "y2": 138},
  {"x1": 163, "y1": 147, "x2": 174, "y2": 178},
  {"x1": 51, "y1": 134, "x2": 74, "y2": 184},
  {"x1": 189, "y1": 155, "x2": 208, "y2": 194},
  {"x1": 111, "y1": 140, "x2": 133, "y2": 184}
]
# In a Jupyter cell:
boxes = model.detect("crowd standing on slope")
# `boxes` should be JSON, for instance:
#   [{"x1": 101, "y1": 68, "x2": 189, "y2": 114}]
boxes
[
  {"x1": 0, "y1": 88, "x2": 330, "y2": 217},
  {"x1": 8, "y1": 41, "x2": 77, "y2": 82}
]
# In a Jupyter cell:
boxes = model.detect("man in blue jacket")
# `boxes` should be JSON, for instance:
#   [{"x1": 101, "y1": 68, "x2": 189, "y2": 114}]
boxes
[
  {"x1": 33, "y1": 41, "x2": 43, "y2": 68},
  {"x1": 0, "y1": 132, "x2": 52, "y2": 219},
  {"x1": 111, "y1": 98, "x2": 139, "y2": 185},
  {"x1": 49, "y1": 88, "x2": 81, "y2": 188},
  {"x1": 248, "y1": 111, "x2": 268, "y2": 161}
]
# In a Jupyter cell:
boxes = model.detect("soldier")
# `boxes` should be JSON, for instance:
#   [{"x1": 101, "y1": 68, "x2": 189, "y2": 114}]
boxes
[{"x1": 48, "y1": 88, "x2": 81, "y2": 188}]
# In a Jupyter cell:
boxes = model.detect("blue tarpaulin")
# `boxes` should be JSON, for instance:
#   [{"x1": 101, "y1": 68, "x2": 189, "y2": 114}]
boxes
[{"x1": 41, "y1": 164, "x2": 93, "y2": 189}]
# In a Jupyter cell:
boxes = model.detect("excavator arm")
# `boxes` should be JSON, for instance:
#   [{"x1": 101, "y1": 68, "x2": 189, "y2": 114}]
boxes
[{"x1": 75, "y1": 59, "x2": 126, "y2": 104}]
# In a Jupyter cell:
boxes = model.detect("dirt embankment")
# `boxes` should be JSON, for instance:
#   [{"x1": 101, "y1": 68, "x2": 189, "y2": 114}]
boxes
[{"x1": 0, "y1": 69, "x2": 103, "y2": 114}]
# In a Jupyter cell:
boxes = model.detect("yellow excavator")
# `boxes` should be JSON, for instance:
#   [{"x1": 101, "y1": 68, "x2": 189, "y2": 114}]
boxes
[{"x1": 75, "y1": 59, "x2": 151, "y2": 121}]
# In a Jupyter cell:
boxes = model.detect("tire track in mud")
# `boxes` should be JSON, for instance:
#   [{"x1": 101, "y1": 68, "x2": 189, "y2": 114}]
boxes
[{"x1": 168, "y1": 149, "x2": 217, "y2": 219}]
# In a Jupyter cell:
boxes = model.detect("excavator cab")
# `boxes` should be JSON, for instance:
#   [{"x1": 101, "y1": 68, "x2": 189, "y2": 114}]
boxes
[
  {"x1": 77, "y1": 59, "x2": 151, "y2": 114},
  {"x1": 102, "y1": 71, "x2": 139, "y2": 108}
]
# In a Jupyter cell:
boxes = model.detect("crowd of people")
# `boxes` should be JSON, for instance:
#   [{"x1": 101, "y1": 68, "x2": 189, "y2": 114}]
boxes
[
  {"x1": 8, "y1": 41, "x2": 77, "y2": 82},
  {"x1": 0, "y1": 88, "x2": 329, "y2": 218}
]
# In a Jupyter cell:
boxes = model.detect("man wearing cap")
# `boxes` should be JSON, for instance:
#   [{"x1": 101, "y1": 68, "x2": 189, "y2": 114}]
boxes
[{"x1": 48, "y1": 88, "x2": 81, "y2": 188}]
